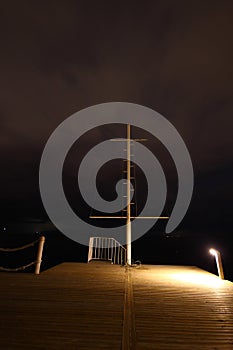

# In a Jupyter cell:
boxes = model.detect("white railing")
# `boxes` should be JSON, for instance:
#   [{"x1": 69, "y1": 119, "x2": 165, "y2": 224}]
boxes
[{"x1": 88, "y1": 237, "x2": 126, "y2": 265}]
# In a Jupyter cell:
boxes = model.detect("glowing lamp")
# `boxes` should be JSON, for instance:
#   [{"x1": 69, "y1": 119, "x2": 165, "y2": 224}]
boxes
[
  {"x1": 209, "y1": 248, "x2": 217, "y2": 256},
  {"x1": 209, "y1": 248, "x2": 224, "y2": 280}
]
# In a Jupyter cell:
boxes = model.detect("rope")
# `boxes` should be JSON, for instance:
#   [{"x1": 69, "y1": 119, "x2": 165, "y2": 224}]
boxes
[
  {"x1": 0, "y1": 238, "x2": 40, "y2": 252},
  {"x1": 132, "y1": 260, "x2": 142, "y2": 268},
  {"x1": 0, "y1": 261, "x2": 38, "y2": 272},
  {"x1": 123, "y1": 260, "x2": 142, "y2": 269}
]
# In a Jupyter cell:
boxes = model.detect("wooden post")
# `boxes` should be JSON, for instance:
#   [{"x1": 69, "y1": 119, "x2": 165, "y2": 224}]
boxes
[{"x1": 35, "y1": 236, "x2": 45, "y2": 275}]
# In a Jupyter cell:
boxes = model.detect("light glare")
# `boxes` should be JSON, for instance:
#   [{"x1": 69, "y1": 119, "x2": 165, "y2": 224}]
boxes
[
  {"x1": 209, "y1": 248, "x2": 217, "y2": 255},
  {"x1": 172, "y1": 271, "x2": 223, "y2": 288}
]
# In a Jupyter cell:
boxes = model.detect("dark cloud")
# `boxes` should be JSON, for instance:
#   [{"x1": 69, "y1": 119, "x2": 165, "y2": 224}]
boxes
[{"x1": 0, "y1": 1, "x2": 232, "y2": 230}]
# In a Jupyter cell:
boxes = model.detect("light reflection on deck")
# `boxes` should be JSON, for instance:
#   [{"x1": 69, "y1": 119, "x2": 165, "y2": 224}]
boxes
[{"x1": 0, "y1": 263, "x2": 232, "y2": 349}]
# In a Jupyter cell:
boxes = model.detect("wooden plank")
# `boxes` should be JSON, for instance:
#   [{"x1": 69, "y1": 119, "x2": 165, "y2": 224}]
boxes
[
  {"x1": 122, "y1": 268, "x2": 136, "y2": 350},
  {"x1": 0, "y1": 262, "x2": 125, "y2": 349},
  {"x1": 0, "y1": 263, "x2": 232, "y2": 349},
  {"x1": 131, "y1": 265, "x2": 233, "y2": 350}
]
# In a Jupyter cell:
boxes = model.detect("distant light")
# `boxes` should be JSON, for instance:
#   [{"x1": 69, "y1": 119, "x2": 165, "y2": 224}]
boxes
[
  {"x1": 209, "y1": 248, "x2": 217, "y2": 256},
  {"x1": 3, "y1": 227, "x2": 6, "y2": 231}
]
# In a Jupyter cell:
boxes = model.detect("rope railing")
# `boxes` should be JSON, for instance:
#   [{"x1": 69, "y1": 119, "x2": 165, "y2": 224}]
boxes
[
  {"x1": 0, "y1": 261, "x2": 37, "y2": 272},
  {"x1": 0, "y1": 236, "x2": 45, "y2": 274},
  {"x1": 0, "y1": 238, "x2": 41, "y2": 252}
]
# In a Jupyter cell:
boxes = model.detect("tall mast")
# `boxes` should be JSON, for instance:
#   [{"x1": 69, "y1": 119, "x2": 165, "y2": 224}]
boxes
[
  {"x1": 90, "y1": 123, "x2": 169, "y2": 266},
  {"x1": 126, "y1": 124, "x2": 131, "y2": 265}
]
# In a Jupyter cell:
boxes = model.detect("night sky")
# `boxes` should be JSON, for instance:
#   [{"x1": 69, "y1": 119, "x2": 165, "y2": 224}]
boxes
[{"x1": 0, "y1": 1, "x2": 233, "y2": 241}]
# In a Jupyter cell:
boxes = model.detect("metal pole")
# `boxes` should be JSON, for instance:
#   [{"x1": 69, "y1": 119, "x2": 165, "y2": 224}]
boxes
[
  {"x1": 126, "y1": 124, "x2": 131, "y2": 266},
  {"x1": 216, "y1": 251, "x2": 224, "y2": 280},
  {"x1": 35, "y1": 236, "x2": 45, "y2": 275}
]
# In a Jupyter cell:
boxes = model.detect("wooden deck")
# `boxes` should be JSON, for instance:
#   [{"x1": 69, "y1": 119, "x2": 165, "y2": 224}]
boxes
[{"x1": 0, "y1": 263, "x2": 233, "y2": 349}]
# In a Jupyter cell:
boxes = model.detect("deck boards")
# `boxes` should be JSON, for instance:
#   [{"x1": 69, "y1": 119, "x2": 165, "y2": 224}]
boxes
[
  {"x1": 132, "y1": 265, "x2": 233, "y2": 350},
  {"x1": 0, "y1": 263, "x2": 233, "y2": 349}
]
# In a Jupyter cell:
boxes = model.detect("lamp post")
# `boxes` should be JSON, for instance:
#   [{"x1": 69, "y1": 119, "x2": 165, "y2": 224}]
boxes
[{"x1": 209, "y1": 248, "x2": 224, "y2": 280}]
